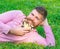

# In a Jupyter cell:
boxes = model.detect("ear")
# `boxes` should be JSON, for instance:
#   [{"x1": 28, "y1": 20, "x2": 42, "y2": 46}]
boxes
[
  {"x1": 39, "y1": 21, "x2": 44, "y2": 26},
  {"x1": 39, "y1": 18, "x2": 48, "y2": 26},
  {"x1": 42, "y1": 18, "x2": 49, "y2": 26}
]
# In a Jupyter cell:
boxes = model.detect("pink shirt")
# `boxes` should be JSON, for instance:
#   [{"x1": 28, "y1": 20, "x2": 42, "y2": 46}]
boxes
[{"x1": 0, "y1": 10, "x2": 55, "y2": 46}]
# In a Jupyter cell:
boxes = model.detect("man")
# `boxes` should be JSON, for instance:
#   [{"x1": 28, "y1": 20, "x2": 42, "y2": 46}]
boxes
[{"x1": 0, "y1": 6, "x2": 55, "y2": 46}]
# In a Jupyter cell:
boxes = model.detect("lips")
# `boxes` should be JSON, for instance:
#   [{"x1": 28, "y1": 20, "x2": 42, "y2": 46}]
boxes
[
  {"x1": 22, "y1": 18, "x2": 34, "y2": 29},
  {"x1": 24, "y1": 18, "x2": 34, "y2": 26}
]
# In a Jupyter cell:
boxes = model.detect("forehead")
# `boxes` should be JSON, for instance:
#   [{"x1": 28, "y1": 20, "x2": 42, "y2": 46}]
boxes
[
  {"x1": 31, "y1": 9, "x2": 43, "y2": 18},
  {"x1": 31, "y1": 9, "x2": 39, "y2": 15}
]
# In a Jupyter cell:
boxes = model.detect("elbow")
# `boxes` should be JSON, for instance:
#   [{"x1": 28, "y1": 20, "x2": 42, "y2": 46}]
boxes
[{"x1": 46, "y1": 40, "x2": 55, "y2": 47}]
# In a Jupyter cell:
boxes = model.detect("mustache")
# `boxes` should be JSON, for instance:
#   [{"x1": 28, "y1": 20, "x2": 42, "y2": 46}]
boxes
[
  {"x1": 24, "y1": 17, "x2": 35, "y2": 26},
  {"x1": 25, "y1": 18, "x2": 32, "y2": 21}
]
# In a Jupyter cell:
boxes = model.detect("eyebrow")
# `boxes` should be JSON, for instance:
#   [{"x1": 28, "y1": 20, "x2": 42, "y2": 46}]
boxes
[
  {"x1": 31, "y1": 13, "x2": 41, "y2": 20},
  {"x1": 31, "y1": 13, "x2": 34, "y2": 16}
]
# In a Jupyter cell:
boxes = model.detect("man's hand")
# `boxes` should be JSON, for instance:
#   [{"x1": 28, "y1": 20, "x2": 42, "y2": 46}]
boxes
[{"x1": 9, "y1": 26, "x2": 31, "y2": 36}]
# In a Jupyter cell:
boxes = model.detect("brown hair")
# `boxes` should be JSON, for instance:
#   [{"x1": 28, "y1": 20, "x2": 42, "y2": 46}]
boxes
[{"x1": 35, "y1": 6, "x2": 47, "y2": 19}]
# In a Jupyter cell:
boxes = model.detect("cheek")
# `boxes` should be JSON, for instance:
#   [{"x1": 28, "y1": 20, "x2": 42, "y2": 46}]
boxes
[
  {"x1": 28, "y1": 15, "x2": 33, "y2": 19},
  {"x1": 34, "y1": 20, "x2": 39, "y2": 25}
]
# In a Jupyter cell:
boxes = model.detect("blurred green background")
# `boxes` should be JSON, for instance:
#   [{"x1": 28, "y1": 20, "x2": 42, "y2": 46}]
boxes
[{"x1": 0, "y1": 0, "x2": 60, "y2": 49}]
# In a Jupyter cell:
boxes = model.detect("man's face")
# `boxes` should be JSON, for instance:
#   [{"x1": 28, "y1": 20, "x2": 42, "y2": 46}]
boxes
[{"x1": 26, "y1": 9, "x2": 44, "y2": 27}]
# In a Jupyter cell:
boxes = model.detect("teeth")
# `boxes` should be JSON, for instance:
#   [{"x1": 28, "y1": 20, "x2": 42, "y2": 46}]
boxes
[{"x1": 23, "y1": 21, "x2": 33, "y2": 29}]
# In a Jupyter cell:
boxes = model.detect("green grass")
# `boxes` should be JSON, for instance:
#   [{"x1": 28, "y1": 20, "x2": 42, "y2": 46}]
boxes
[
  {"x1": 0, "y1": 0, "x2": 60, "y2": 49},
  {"x1": 0, "y1": 42, "x2": 44, "y2": 49}
]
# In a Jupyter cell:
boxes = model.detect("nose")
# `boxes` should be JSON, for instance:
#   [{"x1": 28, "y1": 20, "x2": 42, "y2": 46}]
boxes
[{"x1": 29, "y1": 16, "x2": 35, "y2": 21}]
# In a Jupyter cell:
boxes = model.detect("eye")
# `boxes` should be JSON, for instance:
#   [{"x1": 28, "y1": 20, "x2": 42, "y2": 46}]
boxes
[
  {"x1": 35, "y1": 16, "x2": 40, "y2": 20},
  {"x1": 31, "y1": 13, "x2": 34, "y2": 16}
]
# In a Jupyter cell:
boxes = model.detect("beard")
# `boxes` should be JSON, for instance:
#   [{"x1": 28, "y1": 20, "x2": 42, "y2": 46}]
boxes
[
  {"x1": 25, "y1": 17, "x2": 34, "y2": 24},
  {"x1": 24, "y1": 17, "x2": 39, "y2": 28},
  {"x1": 24, "y1": 17, "x2": 35, "y2": 28}
]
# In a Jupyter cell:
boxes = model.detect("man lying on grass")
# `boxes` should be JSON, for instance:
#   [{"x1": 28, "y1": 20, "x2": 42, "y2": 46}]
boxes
[{"x1": 0, "y1": 6, "x2": 55, "y2": 47}]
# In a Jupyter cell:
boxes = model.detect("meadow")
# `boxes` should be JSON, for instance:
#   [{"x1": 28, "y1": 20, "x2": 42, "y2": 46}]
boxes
[{"x1": 0, "y1": 0, "x2": 60, "y2": 49}]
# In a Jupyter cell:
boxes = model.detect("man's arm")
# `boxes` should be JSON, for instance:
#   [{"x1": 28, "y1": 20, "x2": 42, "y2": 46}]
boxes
[
  {"x1": 0, "y1": 10, "x2": 25, "y2": 34},
  {"x1": 0, "y1": 10, "x2": 25, "y2": 23},
  {"x1": 0, "y1": 10, "x2": 20, "y2": 34},
  {"x1": 43, "y1": 19, "x2": 55, "y2": 46},
  {"x1": 35, "y1": 19, "x2": 55, "y2": 46},
  {"x1": 0, "y1": 21, "x2": 11, "y2": 34},
  {"x1": 43, "y1": 24, "x2": 55, "y2": 46}
]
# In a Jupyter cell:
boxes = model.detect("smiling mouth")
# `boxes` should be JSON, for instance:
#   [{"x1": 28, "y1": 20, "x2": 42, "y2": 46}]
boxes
[
  {"x1": 25, "y1": 18, "x2": 34, "y2": 24},
  {"x1": 24, "y1": 18, "x2": 35, "y2": 28}
]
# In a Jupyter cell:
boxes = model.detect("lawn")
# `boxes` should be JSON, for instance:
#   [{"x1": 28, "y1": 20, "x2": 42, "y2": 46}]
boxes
[{"x1": 0, "y1": 0, "x2": 60, "y2": 49}]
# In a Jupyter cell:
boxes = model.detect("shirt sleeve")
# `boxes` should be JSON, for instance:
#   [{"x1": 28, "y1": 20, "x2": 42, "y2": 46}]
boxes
[
  {"x1": 0, "y1": 21, "x2": 11, "y2": 34},
  {"x1": 0, "y1": 10, "x2": 25, "y2": 23},
  {"x1": 0, "y1": 10, "x2": 25, "y2": 34},
  {"x1": 43, "y1": 25, "x2": 55, "y2": 46}
]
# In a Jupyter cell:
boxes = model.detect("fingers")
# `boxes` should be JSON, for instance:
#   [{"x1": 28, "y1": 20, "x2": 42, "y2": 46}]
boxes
[
  {"x1": 24, "y1": 29, "x2": 31, "y2": 31},
  {"x1": 23, "y1": 27, "x2": 31, "y2": 30},
  {"x1": 23, "y1": 30, "x2": 30, "y2": 33}
]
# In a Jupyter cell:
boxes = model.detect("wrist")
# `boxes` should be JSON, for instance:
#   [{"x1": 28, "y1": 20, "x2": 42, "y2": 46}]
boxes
[
  {"x1": 43, "y1": 23, "x2": 49, "y2": 26},
  {"x1": 8, "y1": 30, "x2": 11, "y2": 34},
  {"x1": 8, "y1": 29, "x2": 14, "y2": 34}
]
